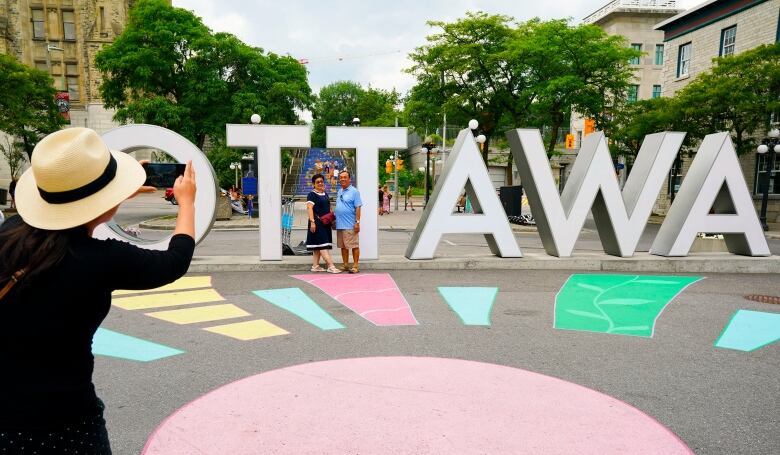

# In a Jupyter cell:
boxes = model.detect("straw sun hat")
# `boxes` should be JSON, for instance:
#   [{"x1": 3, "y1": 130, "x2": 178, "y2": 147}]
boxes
[{"x1": 15, "y1": 127, "x2": 146, "y2": 230}]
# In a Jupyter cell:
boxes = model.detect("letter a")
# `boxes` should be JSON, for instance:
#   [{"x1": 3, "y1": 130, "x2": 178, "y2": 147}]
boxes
[
  {"x1": 405, "y1": 128, "x2": 522, "y2": 259},
  {"x1": 506, "y1": 128, "x2": 685, "y2": 257},
  {"x1": 651, "y1": 132, "x2": 770, "y2": 256}
]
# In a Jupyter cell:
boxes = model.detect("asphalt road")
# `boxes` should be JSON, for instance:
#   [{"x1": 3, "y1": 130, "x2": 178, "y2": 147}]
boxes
[{"x1": 95, "y1": 269, "x2": 779, "y2": 454}]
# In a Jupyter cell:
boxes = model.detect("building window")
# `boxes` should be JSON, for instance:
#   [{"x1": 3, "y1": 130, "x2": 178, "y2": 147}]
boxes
[
  {"x1": 627, "y1": 85, "x2": 639, "y2": 103},
  {"x1": 32, "y1": 9, "x2": 45, "y2": 39},
  {"x1": 34, "y1": 61, "x2": 48, "y2": 72},
  {"x1": 62, "y1": 11, "x2": 76, "y2": 40},
  {"x1": 720, "y1": 26, "x2": 736, "y2": 57},
  {"x1": 629, "y1": 43, "x2": 642, "y2": 65},
  {"x1": 655, "y1": 44, "x2": 664, "y2": 65},
  {"x1": 652, "y1": 85, "x2": 662, "y2": 98},
  {"x1": 755, "y1": 153, "x2": 779, "y2": 195},
  {"x1": 66, "y1": 63, "x2": 79, "y2": 102},
  {"x1": 677, "y1": 42, "x2": 691, "y2": 77}
]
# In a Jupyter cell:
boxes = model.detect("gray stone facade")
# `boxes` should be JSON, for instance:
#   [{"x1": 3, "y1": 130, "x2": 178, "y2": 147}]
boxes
[
  {"x1": 654, "y1": 0, "x2": 780, "y2": 222},
  {"x1": 0, "y1": 0, "x2": 137, "y2": 186}
]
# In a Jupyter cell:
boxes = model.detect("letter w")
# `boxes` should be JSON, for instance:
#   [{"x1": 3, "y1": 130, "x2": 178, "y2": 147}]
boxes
[{"x1": 506, "y1": 129, "x2": 685, "y2": 257}]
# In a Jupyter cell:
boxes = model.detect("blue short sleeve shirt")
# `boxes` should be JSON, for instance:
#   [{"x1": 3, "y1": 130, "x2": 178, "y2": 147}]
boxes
[{"x1": 335, "y1": 185, "x2": 362, "y2": 230}]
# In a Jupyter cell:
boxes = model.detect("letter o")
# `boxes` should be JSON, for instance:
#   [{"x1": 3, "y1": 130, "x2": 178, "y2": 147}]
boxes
[{"x1": 92, "y1": 124, "x2": 217, "y2": 250}]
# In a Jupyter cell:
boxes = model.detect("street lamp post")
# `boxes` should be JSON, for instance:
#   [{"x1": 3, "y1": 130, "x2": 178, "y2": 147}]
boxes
[
  {"x1": 756, "y1": 127, "x2": 780, "y2": 231},
  {"x1": 421, "y1": 140, "x2": 436, "y2": 205},
  {"x1": 229, "y1": 162, "x2": 240, "y2": 188}
]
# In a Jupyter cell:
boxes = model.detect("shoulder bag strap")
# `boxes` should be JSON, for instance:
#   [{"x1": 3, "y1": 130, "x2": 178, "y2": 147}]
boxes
[{"x1": 0, "y1": 269, "x2": 26, "y2": 301}]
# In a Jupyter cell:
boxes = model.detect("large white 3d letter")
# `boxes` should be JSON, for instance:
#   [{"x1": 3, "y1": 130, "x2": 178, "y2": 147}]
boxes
[
  {"x1": 96, "y1": 124, "x2": 217, "y2": 249},
  {"x1": 506, "y1": 129, "x2": 685, "y2": 257},
  {"x1": 327, "y1": 126, "x2": 407, "y2": 260},
  {"x1": 226, "y1": 124, "x2": 310, "y2": 260},
  {"x1": 406, "y1": 128, "x2": 522, "y2": 259},
  {"x1": 651, "y1": 132, "x2": 770, "y2": 256}
]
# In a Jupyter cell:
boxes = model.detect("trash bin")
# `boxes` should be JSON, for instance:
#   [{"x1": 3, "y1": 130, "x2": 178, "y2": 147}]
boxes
[
  {"x1": 499, "y1": 186, "x2": 523, "y2": 217},
  {"x1": 0, "y1": 188, "x2": 7, "y2": 205}
]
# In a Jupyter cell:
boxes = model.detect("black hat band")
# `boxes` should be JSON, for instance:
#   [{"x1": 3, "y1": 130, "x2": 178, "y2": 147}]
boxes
[{"x1": 37, "y1": 155, "x2": 118, "y2": 204}]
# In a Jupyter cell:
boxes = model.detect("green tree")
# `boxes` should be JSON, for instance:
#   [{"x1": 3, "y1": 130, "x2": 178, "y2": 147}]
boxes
[
  {"x1": 311, "y1": 81, "x2": 400, "y2": 147},
  {"x1": 95, "y1": 0, "x2": 312, "y2": 151},
  {"x1": 673, "y1": 43, "x2": 780, "y2": 155},
  {"x1": 508, "y1": 19, "x2": 639, "y2": 153},
  {"x1": 0, "y1": 54, "x2": 65, "y2": 159},
  {"x1": 407, "y1": 13, "x2": 639, "y2": 161}
]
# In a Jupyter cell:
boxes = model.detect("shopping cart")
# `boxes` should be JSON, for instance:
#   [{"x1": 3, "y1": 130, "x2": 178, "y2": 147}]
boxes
[{"x1": 281, "y1": 197, "x2": 311, "y2": 256}]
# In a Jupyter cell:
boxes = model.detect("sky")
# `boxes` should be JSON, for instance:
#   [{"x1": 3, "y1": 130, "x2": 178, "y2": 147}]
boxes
[{"x1": 173, "y1": 0, "x2": 702, "y2": 120}]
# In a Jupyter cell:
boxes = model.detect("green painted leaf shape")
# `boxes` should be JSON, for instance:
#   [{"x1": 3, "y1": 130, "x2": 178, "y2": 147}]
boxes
[
  {"x1": 633, "y1": 279, "x2": 681, "y2": 285},
  {"x1": 612, "y1": 325, "x2": 650, "y2": 332},
  {"x1": 576, "y1": 283, "x2": 605, "y2": 292},
  {"x1": 598, "y1": 298, "x2": 654, "y2": 306},
  {"x1": 565, "y1": 309, "x2": 608, "y2": 321}
]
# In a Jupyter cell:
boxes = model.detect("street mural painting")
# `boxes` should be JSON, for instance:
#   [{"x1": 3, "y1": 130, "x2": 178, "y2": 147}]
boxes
[
  {"x1": 714, "y1": 309, "x2": 780, "y2": 352},
  {"x1": 252, "y1": 288, "x2": 345, "y2": 331},
  {"x1": 203, "y1": 319, "x2": 289, "y2": 341},
  {"x1": 555, "y1": 274, "x2": 703, "y2": 337},
  {"x1": 292, "y1": 273, "x2": 418, "y2": 326},
  {"x1": 438, "y1": 287, "x2": 498, "y2": 326},
  {"x1": 111, "y1": 276, "x2": 294, "y2": 341},
  {"x1": 93, "y1": 328, "x2": 184, "y2": 362},
  {"x1": 141, "y1": 357, "x2": 693, "y2": 455}
]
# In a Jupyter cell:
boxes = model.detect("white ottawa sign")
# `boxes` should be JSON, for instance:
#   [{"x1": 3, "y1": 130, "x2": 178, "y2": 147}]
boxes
[{"x1": 94, "y1": 123, "x2": 771, "y2": 260}]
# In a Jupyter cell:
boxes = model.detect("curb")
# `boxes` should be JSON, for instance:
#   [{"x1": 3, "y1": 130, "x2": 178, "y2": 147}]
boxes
[{"x1": 187, "y1": 253, "x2": 780, "y2": 274}]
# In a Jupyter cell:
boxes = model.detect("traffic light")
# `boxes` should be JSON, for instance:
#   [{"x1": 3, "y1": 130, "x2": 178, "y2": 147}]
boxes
[
  {"x1": 386, "y1": 160, "x2": 393, "y2": 174},
  {"x1": 396, "y1": 158, "x2": 404, "y2": 171},
  {"x1": 565, "y1": 134, "x2": 575, "y2": 149}
]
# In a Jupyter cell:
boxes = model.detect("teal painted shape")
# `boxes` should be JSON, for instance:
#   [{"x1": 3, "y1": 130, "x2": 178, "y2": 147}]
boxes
[
  {"x1": 252, "y1": 288, "x2": 345, "y2": 330},
  {"x1": 438, "y1": 287, "x2": 498, "y2": 326},
  {"x1": 555, "y1": 274, "x2": 703, "y2": 337},
  {"x1": 93, "y1": 328, "x2": 184, "y2": 362},
  {"x1": 714, "y1": 310, "x2": 780, "y2": 352}
]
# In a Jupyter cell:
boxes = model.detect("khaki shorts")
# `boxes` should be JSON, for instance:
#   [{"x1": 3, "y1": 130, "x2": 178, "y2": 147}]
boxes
[{"x1": 337, "y1": 229, "x2": 359, "y2": 249}]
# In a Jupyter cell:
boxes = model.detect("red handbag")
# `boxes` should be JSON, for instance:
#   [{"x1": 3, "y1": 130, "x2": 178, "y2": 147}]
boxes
[{"x1": 319, "y1": 212, "x2": 336, "y2": 226}]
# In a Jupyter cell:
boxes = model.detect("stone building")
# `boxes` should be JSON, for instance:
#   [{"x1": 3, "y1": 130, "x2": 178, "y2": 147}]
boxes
[
  {"x1": 0, "y1": 0, "x2": 141, "y2": 186},
  {"x1": 653, "y1": 0, "x2": 780, "y2": 220}
]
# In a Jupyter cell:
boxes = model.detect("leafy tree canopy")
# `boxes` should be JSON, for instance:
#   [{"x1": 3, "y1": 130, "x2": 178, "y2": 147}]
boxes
[
  {"x1": 95, "y1": 0, "x2": 312, "y2": 150},
  {"x1": 310, "y1": 81, "x2": 400, "y2": 147},
  {"x1": 610, "y1": 43, "x2": 780, "y2": 158},
  {"x1": 406, "y1": 12, "x2": 639, "y2": 160},
  {"x1": 0, "y1": 54, "x2": 65, "y2": 159}
]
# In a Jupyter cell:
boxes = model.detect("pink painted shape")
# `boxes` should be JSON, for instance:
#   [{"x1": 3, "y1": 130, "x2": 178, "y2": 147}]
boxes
[
  {"x1": 291, "y1": 273, "x2": 418, "y2": 326},
  {"x1": 143, "y1": 357, "x2": 693, "y2": 455}
]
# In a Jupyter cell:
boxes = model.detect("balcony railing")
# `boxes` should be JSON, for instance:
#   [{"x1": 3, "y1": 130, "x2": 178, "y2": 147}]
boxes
[{"x1": 583, "y1": 0, "x2": 678, "y2": 24}]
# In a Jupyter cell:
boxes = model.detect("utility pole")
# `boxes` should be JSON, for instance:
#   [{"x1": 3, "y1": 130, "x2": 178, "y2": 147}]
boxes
[{"x1": 393, "y1": 117, "x2": 399, "y2": 211}]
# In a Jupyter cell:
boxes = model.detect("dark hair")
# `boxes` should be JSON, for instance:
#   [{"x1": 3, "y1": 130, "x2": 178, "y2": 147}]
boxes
[
  {"x1": 339, "y1": 170, "x2": 351, "y2": 178},
  {"x1": 0, "y1": 216, "x2": 84, "y2": 292},
  {"x1": 311, "y1": 173, "x2": 325, "y2": 184}
]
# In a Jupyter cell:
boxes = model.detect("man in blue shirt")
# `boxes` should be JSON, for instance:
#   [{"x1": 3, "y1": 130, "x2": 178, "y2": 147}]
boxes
[{"x1": 335, "y1": 170, "x2": 362, "y2": 273}]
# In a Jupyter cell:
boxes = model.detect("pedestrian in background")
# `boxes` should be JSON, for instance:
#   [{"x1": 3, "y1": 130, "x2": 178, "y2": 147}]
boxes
[
  {"x1": 335, "y1": 170, "x2": 362, "y2": 273},
  {"x1": 8, "y1": 177, "x2": 17, "y2": 209},
  {"x1": 306, "y1": 174, "x2": 340, "y2": 273},
  {"x1": 382, "y1": 184, "x2": 391, "y2": 215},
  {"x1": 405, "y1": 184, "x2": 415, "y2": 211},
  {"x1": 0, "y1": 128, "x2": 197, "y2": 454}
]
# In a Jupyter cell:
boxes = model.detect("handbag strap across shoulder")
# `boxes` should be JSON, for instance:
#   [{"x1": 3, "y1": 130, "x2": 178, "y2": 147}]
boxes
[{"x1": 0, "y1": 269, "x2": 26, "y2": 301}]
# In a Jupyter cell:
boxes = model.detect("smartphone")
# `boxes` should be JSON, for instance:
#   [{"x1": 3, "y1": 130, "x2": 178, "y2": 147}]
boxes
[{"x1": 143, "y1": 163, "x2": 186, "y2": 188}]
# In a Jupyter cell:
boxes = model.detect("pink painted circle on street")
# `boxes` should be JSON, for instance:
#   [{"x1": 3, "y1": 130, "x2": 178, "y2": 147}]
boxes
[{"x1": 143, "y1": 357, "x2": 693, "y2": 455}]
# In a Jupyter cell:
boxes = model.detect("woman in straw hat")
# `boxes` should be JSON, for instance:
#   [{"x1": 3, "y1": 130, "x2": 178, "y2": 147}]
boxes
[{"x1": 0, "y1": 127, "x2": 197, "y2": 454}]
